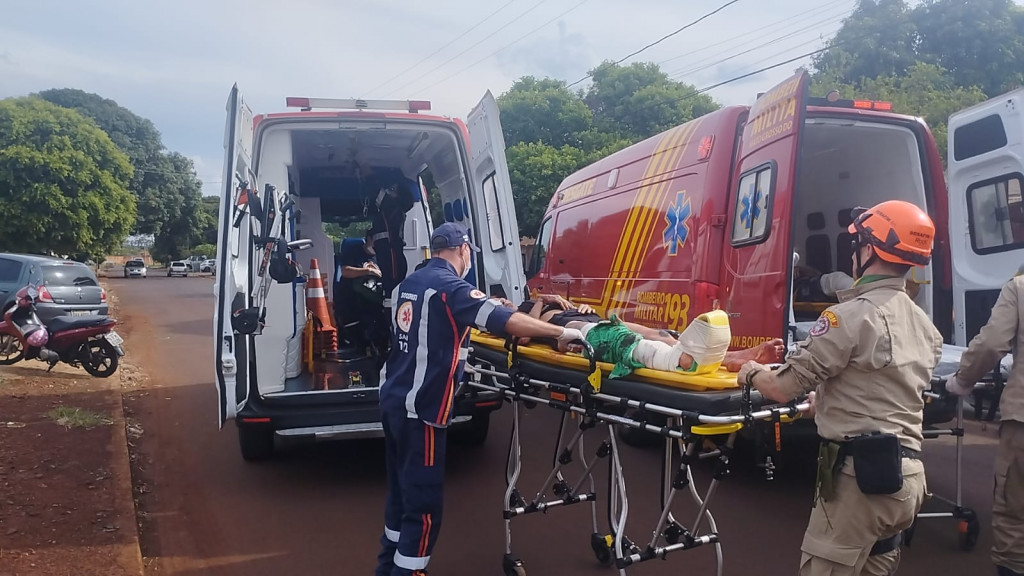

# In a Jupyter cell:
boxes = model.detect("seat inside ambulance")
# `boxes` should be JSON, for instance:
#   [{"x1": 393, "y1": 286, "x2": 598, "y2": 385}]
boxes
[
  {"x1": 789, "y1": 116, "x2": 934, "y2": 332},
  {"x1": 251, "y1": 124, "x2": 465, "y2": 395}
]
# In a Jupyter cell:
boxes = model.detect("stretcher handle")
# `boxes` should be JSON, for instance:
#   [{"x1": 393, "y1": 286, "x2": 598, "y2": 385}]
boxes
[{"x1": 567, "y1": 338, "x2": 601, "y2": 395}]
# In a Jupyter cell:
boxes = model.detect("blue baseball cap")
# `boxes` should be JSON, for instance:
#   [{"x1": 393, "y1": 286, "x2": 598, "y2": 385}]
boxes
[{"x1": 430, "y1": 222, "x2": 480, "y2": 252}]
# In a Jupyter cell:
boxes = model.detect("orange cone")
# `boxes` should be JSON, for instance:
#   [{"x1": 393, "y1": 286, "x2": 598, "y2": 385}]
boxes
[{"x1": 306, "y1": 258, "x2": 337, "y2": 390}]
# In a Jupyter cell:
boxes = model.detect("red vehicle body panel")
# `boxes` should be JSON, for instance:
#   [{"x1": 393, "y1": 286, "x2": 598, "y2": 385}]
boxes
[{"x1": 529, "y1": 72, "x2": 952, "y2": 347}]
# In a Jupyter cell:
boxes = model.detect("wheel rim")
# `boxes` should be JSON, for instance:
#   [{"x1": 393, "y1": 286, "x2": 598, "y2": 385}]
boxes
[
  {"x1": 0, "y1": 333, "x2": 25, "y2": 363},
  {"x1": 82, "y1": 340, "x2": 117, "y2": 376}
]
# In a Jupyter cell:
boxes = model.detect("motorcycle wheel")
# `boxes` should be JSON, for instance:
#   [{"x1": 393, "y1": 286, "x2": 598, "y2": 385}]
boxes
[
  {"x1": 0, "y1": 333, "x2": 25, "y2": 365},
  {"x1": 80, "y1": 338, "x2": 119, "y2": 378}
]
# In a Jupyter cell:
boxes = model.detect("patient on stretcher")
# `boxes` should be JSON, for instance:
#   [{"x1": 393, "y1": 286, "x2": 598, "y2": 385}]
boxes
[{"x1": 501, "y1": 295, "x2": 784, "y2": 378}]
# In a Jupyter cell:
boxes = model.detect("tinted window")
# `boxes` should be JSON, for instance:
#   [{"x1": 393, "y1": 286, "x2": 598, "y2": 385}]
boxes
[
  {"x1": 41, "y1": 265, "x2": 98, "y2": 287},
  {"x1": 967, "y1": 173, "x2": 1024, "y2": 254},
  {"x1": 482, "y1": 172, "x2": 506, "y2": 252},
  {"x1": 0, "y1": 258, "x2": 22, "y2": 282},
  {"x1": 529, "y1": 218, "x2": 554, "y2": 277},
  {"x1": 731, "y1": 163, "x2": 776, "y2": 246},
  {"x1": 954, "y1": 114, "x2": 1008, "y2": 161}
]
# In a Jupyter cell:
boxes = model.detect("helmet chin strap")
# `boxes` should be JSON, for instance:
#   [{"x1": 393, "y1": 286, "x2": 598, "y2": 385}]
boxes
[{"x1": 854, "y1": 245, "x2": 878, "y2": 279}]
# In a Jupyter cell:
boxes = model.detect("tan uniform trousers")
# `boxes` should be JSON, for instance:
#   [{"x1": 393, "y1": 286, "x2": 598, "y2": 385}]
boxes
[
  {"x1": 994, "y1": 420, "x2": 1024, "y2": 573},
  {"x1": 799, "y1": 458, "x2": 926, "y2": 576}
]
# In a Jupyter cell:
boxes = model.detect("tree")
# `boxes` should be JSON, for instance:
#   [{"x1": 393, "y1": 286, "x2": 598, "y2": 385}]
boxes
[
  {"x1": 0, "y1": 97, "x2": 136, "y2": 261},
  {"x1": 496, "y1": 77, "x2": 593, "y2": 148},
  {"x1": 506, "y1": 142, "x2": 587, "y2": 236},
  {"x1": 811, "y1": 0, "x2": 919, "y2": 86},
  {"x1": 198, "y1": 196, "x2": 221, "y2": 246},
  {"x1": 584, "y1": 61, "x2": 719, "y2": 142},
  {"x1": 147, "y1": 153, "x2": 206, "y2": 262}
]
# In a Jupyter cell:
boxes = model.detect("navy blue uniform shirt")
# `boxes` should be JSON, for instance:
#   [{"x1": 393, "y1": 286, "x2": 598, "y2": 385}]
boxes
[{"x1": 379, "y1": 258, "x2": 514, "y2": 427}]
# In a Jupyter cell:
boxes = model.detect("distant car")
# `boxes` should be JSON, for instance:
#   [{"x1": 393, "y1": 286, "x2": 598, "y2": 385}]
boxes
[
  {"x1": 0, "y1": 253, "x2": 108, "y2": 323},
  {"x1": 200, "y1": 259, "x2": 216, "y2": 274},
  {"x1": 167, "y1": 261, "x2": 189, "y2": 277},
  {"x1": 124, "y1": 259, "x2": 147, "y2": 278}
]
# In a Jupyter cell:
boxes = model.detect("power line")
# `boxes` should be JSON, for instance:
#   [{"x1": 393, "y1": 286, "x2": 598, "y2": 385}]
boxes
[
  {"x1": 565, "y1": 0, "x2": 742, "y2": 89},
  {"x1": 409, "y1": 0, "x2": 593, "y2": 95},
  {"x1": 667, "y1": 10, "x2": 851, "y2": 81},
  {"x1": 363, "y1": 0, "x2": 517, "y2": 96},
  {"x1": 386, "y1": 0, "x2": 549, "y2": 97},
  {"x1": 656, "y1": 0, "x2": 851, "y2": 68}
]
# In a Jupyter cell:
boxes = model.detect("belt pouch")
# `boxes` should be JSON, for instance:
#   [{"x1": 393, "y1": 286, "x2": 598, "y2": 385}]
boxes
[
  {"x1": 815, "y1": 441, "x2": 843, "y2": 502},
  {"x1": 850, "y1": 433, "x2": 903, "y2": 495}
]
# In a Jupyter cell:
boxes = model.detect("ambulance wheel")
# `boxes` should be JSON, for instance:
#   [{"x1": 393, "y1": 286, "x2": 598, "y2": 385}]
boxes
[
  {"x1": 502, "y1": 553, "x2": 526, "y2": 576},
  {"x1": 238, "y1": 425, "x2": 274, "y2": 461},
  {"x1": 451, "y1": 412, "x2": 490, "y2": 447}
]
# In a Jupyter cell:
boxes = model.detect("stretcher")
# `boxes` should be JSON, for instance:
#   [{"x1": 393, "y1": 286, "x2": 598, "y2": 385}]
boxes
[{"x1": 465, "y1": 332, "x2": 812, "y2": 576}]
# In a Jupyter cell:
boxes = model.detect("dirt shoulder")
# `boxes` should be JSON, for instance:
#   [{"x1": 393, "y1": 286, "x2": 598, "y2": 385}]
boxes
[{"x1": 0, "y1": 286, "x2": 143, "y2": 576}]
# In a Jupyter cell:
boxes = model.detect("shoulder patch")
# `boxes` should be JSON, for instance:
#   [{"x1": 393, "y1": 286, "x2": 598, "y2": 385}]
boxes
[
  {"x1": 808, "y1": 316, "x2": 830, "y2": 337},
  {"x1": 469, "y1": 289, "x2": 486, "y2": 300},
  {"x1": 822, "y1": 310, "x2": 840, "y2": 328},
  {"x1": 396, "y1": 301, "x2": 414, "y2": 332}
]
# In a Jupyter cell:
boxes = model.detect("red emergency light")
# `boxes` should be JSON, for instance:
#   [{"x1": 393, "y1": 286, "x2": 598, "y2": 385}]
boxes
[
  {"x1": 810, "y1": 93, "x2": 894, "y2": 112},
  {"x1": 284, "y1": 97, "x2": 432, "y2": 113}
]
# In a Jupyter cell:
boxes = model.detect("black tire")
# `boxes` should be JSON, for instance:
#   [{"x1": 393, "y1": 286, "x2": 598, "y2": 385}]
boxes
[
  {"x1": 450, "y1": 412, "x2": 490, "y2": 446},
  {"x1": 81, "y1": 339, "x2": 119, "y2": 377},
  {"x1": 591, "y1": 533, "x2": 614, "y2": 566},
  {"x1": 959, "y1": 514, "x2": 980, "y2": 551},
  {"x1": 0, "y1": 333, "x2": 25, "y2": 365},
  {"x1": 238, "y1": 425, "x2": 275, "y2": 461}
]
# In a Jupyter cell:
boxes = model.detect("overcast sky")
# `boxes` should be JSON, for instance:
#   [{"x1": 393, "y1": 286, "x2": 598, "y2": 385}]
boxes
[{"x1": 2, "y1": 0, "x2": 869, "y2": 196}]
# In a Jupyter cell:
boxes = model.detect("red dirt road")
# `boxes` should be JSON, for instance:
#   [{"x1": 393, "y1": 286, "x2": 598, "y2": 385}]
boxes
[{"x1": 112, "y1": 275, "x2": 1000, "y2": 576}]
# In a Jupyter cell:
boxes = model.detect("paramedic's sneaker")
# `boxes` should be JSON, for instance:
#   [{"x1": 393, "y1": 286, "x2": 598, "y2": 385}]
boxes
[{"x1": 721, "y1": 339, "x2": 785, "y2": 372}]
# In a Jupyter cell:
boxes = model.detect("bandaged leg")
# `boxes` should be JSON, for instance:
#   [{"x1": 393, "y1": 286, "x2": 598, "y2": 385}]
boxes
[
  {"x1": 633, "y1": 339, "x2": 685, "y2": 372},
  {"x1": 675, "y1": 310, "x2": 731, "y2": 374}
]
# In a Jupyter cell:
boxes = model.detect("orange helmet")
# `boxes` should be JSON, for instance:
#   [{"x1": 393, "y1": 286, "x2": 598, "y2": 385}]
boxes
[{"x1": 848, "y1": 200, "x2": 934, "y2": 267}]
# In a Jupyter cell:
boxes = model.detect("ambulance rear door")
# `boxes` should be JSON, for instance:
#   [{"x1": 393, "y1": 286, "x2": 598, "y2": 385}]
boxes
[
  {"x1": 214, "y1": 84, "x2": 255, "y2": 427},
  {"x1": 947, "y1": 88, "x2": 1024, "y2": 346},
  {"x1": 465, "y1": 91, "x2": 528, "y2": 306},
  {"x1": 720, "y1": 70, "x2": 809, "y2": 347}
]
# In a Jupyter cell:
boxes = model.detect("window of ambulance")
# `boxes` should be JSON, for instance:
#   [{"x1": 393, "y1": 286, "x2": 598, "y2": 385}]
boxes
[
  {"x1": 527, "y1": 217, "x2": 554, "y2": 278},
  {"x1": 968, "y1": 173, "x2": 1024, "y2": 254}
]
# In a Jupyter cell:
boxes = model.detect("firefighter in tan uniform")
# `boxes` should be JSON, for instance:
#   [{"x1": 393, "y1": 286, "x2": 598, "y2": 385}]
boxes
[
  {"x1": 945, "y1": 270, "x2": 1024, "y2": 576},
  {"x1": 739, "y1": 200, "x2": 943, "y2": 576}
]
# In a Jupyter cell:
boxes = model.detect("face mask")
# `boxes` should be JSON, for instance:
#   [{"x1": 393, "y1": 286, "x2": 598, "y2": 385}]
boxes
[{"x1": 460, "y1": 248, "x2": 472, "y2": 279}]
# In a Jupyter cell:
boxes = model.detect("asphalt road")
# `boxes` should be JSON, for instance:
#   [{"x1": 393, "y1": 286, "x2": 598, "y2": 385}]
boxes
[{"x1": 108, "y1": 274, "x2": 1001, "y2": 576}]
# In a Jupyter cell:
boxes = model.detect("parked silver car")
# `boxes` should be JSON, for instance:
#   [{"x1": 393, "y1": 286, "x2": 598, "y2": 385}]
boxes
[
  {"x1": 124, "y1": 259, "x2": 147, "y2": 278},
  {"x1": 167, "y1": 261, "x2": 189, "y2": 277},
  {"x1": 0, "y1": 253, "x2": 108, "y2": 323}
]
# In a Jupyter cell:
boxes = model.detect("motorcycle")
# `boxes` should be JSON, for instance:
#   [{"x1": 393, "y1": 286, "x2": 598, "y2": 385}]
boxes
[{"x1": 0, "y1": 285, "x2": 124, "y2": 377}]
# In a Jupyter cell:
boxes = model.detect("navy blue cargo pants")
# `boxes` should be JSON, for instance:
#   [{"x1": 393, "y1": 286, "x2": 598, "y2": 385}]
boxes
[{"x1": 375, "y1": 406, "x2": 447, "y2": 576}]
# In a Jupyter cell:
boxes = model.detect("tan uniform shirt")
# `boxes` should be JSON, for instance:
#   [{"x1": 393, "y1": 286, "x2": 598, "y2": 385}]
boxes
[
  {"x1": 777, "y1": 277, "x2": 943, "y2": 451},
  {"x1": 957, "y1": 276, "x2": 1024, "y2": 423}
]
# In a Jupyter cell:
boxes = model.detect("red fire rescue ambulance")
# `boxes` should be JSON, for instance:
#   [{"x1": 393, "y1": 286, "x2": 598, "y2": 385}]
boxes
[
  {"x1": 526, "y1": 70, "x2": 955, "y2": 347},
  {"x1": 214, "y1": 88, "x2": 526, "y2": 460}
]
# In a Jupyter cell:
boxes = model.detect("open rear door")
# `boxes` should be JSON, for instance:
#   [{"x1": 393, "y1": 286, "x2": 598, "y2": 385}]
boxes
[
  {"x1": 947, "y1": 88, "x2": 1024, "y2": 346},
  {"x1": 214, "y1": 84, "x2": 255, "y2": 427},
  {"x1": 720, "y1": 71, "x2": 809, "y2": 348},
  {"x1": 465, "y1": 91, "x2": 528, "y2": 306}
]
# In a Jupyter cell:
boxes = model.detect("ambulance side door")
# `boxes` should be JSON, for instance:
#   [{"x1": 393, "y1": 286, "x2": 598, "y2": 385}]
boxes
[
  {"x1": 465, "y1": 91, "x2": 529, "y2": 306},
  {"x1": 214, "y1": 84, "x2": 255, "y2": 428},
  {"x1": 947, "y1": 89, "x2": 1024, "y2": 346},
  {"x1": 719, "y1": 71, "x2": 809, "y2": 348}
]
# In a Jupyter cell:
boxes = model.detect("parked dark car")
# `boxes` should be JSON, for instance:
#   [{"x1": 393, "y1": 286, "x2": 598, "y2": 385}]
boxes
[{"x1": 0, "y1": 253, "x2": 108, "y2": 323}]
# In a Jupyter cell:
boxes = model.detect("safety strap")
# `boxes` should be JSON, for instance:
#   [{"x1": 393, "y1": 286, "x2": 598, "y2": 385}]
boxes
[{"x1": 869, "y1": 532, "x2": 901, "y2": 556}]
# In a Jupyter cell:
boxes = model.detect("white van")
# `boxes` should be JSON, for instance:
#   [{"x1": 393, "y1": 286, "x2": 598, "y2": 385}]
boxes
[
  {"x1": 214, "y1": 88, "x2": 526, "y2": 461},
  {"x1": 947, "y1": 88, "x2": 1024, "y2": 347}
]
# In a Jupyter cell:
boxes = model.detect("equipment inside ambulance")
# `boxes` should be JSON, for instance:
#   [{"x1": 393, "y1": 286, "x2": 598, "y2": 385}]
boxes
[{"x1": 214, "y1": 90, "x2": 525, "y2": 461}]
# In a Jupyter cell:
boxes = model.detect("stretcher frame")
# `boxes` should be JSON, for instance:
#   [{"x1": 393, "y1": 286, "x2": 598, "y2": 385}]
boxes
[{"x1": 465, "y1": 338, "x2": 811, "y2": 576}]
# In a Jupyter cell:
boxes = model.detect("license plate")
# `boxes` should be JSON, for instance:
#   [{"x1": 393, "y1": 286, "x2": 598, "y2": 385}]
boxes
[
  {"x1": 70, "y1": 310, "x2": 93, "y2": 316},
  {"x1": 105, "y1": 331, "x2": 124, "y2": 347}
]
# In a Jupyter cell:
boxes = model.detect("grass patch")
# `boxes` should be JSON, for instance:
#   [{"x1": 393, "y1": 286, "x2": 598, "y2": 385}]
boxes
[{"x1": 48, "y1": 406, "x2": 113, "y2": 429}]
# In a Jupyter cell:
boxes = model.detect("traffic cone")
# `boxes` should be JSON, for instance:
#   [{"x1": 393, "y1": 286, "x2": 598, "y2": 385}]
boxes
[{"x1": 306, "y1": 258, "x2": 337, "y2": 390}]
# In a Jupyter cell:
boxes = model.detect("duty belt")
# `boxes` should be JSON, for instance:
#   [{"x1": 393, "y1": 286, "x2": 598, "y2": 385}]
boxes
[{"x1": 826, "y1": 439, "x2": 922, "y2": 460}]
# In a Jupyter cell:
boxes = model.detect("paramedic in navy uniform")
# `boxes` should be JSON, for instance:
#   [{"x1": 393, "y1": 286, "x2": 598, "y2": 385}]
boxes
[{"x1": 374, "y1": 222, "x2": 584, "y2": 576}]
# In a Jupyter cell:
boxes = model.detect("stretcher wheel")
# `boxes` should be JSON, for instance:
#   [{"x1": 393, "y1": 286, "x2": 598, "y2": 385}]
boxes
[
  {"x1": 957, "y1": 509, "x2": 980, "y2": 551},
  {"x1": 590, "y1": 532, "x2": 614, "y2": 566},
  {"x1": 502, "y1": 553, "x2": 526, "y2": 576}
]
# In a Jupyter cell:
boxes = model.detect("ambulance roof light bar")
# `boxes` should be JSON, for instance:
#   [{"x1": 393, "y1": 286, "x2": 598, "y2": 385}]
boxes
[
  {"x1": 285, "y1": 97, "x2": 432, "y2": 113},
  {"x1": 808, "y1": 90, "x2": 893, "y2": 112}
]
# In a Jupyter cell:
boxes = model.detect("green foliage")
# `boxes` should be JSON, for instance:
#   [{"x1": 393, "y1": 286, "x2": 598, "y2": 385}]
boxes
[
  {"x1": 506, "y1": 142, "x2": 587, "y2": 236},
  {"x1": 192, "y1": 243, "x2": 217, "y2": 259},
  {"x1": 0, "y1": 97, "x2": 136, "y2": 261},
  {"x1": 497, "y1": 77, "x2": 593, "y2": 149},
  {"x1": 198, "y1": 195, "x2": 220, "y2": 245}
]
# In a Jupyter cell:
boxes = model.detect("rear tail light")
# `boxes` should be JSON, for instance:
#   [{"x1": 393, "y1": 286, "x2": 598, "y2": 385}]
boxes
[
  {"x1": 100, "y1": 288, "x2": 107, "y2": 303},
  {"x1": 36, "y1": 285, "x2": 54, "y2": 303}
]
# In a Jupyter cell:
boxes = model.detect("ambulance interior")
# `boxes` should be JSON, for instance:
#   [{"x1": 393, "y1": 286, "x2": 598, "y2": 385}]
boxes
[
  {"x1": 249, "y1": 122, "x2": 471, "y2": 397},
  {"x1": 789, "y1": 117, "x2": 933, "y2": 338}
]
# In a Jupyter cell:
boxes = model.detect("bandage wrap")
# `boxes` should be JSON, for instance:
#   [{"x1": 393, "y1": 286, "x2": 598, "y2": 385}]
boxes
[{"x1": 675, "y1": 310, "x2": 731, "y2": 374}]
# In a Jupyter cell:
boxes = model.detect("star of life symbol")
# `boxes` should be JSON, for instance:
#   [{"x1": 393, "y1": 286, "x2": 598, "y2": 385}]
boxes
[
  {"x1": 739, "y1": 181, "x2": 762, "y2": 232},
  {"x1": 397, "y1": 301, "x2": 414, "y2": 332},
  {"x1": 663, "y1": 191, "x2": 692, "y2": 256}
]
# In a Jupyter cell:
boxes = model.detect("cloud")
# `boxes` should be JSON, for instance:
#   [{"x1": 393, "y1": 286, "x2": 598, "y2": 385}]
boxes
[{"x1": 495, "y1": 20, "x2": 593, "y2": 81}]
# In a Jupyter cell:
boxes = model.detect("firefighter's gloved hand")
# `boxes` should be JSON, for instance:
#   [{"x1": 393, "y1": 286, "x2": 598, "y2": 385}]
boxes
[
  {"x1": 945, "y1": 372, "x2": 974, "y2": 397},
  {"x1": 556, "y1": 328, "x2": 585, "y2": 352}
]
